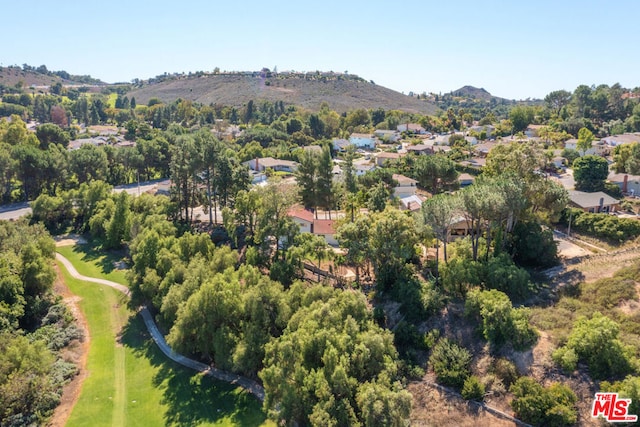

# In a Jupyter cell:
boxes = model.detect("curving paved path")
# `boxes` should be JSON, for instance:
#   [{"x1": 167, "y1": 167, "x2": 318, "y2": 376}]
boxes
[{"x1": 55, "y1": 252, "x2": 265, "y2": 402}]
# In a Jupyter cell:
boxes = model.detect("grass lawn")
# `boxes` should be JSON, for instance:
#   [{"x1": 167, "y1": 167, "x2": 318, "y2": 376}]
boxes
[
  {"x1": 59, "y1": 247, "x2": 270, "y2": 426},
  {"x1": 107, "y1": 92, "x2": 117, "y2": 108},
  {"x1": 57, "y1": 242, "x2": 129, "y2": 286}
]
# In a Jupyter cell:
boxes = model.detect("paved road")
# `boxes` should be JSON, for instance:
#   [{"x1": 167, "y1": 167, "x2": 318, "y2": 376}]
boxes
[
  {"x1": 55, "y1": 252, "x2": 265, "y2": 402},
  {"x1": 0, "y1": 179, "x2": 168, "y2": 221},
  {"x1": 0, "y1": 202, "x2": 32, "y2": 221},
  {"x1": 112, "y1": 179, "x2": 167, "y2": 196}
]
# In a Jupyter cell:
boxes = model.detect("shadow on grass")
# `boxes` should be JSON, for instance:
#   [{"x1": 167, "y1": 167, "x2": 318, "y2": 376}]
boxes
[
  {"x1": 69, "y1": 239, "x2": 127, "y2": 276},
  {"x1": 120, "y1": 314, "x2": 266, "y2": 427}
]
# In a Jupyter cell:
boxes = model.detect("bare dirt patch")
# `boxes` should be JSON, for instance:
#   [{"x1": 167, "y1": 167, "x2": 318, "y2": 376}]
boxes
[
  {"x1": 54, "y1": 234, "x2": 88, "y2": 247},
  {"x1": 408, "y1": 381, "x2": 517, "y2": 427},
  {"x1": 48, "y1": 264, "x2": 90, "y2": 427}
]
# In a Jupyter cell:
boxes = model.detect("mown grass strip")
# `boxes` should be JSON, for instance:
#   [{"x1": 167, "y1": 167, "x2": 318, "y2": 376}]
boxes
[{"x1": 59, "y1": 249, "x2": 270, "y2": 426}]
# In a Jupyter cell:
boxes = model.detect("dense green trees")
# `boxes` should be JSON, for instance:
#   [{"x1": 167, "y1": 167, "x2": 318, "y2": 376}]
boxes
[
  {"x1": 368, "y1": 208, "x2": 418, "y2": 290},
  {"x1": 0, "y1": 222, "x2": 80, "y2": 426},
  {"x1": 576, "y1": 127, "x2": 595, "y2": 155},
  {"x1": 573, "y1": 155, "x2": 610, "y2": 192},
  {"x1": 261, "y1": 288, "x2": 411, "y2": 426},
  {"x1": 295, "y1": 145, "x2": 334, "y2": 217}
]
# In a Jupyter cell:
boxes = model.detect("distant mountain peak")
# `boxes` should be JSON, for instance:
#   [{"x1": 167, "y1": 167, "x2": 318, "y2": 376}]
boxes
[{"x1": 451, "y1": 85, "x2": 492, "y2": 98}]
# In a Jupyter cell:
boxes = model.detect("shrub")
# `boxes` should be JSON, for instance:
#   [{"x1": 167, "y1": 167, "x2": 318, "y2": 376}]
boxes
[
  {"x1": 554, "y1": 312, "x2": 635, "y2": 380},
  {"x1": 465, "y1": 289, "x2": 537, "y2": 350},
  {"x1": 510, "y1": 377, "x2": 577, "y2": 426},
  {"x1": 429, "y1": 338, "x2": 471, "y2": 389},
  {"x1": 394, "y1": 321, "x2": 425, "y2": 361},
  {"x1": 492, "y1": 358, "x2": 519, "y2": 388},
  {"x1": 461, "y1": 375, "x2": 485, "y2": 401},
  {"x1": 552, "y1": 347, "x2": 578, "y2": 373},
  {"x1": 561, "y1": 208, "x2": 640, "y2": 243}
]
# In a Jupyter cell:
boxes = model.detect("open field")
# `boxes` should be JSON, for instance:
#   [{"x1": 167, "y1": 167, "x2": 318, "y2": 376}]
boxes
[{"x1": 57, "y1": 243, "x2": 269, "y2": 426}]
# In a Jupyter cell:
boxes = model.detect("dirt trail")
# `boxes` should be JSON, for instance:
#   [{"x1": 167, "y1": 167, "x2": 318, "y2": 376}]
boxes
[{"x1": 48, "y1": 265, "x2": 90, "y2": 427}]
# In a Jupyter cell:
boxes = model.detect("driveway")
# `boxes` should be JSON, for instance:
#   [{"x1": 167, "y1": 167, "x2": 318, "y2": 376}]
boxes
[{"x1": 555, "y1": 169, "x2": 575, "y2": 190}]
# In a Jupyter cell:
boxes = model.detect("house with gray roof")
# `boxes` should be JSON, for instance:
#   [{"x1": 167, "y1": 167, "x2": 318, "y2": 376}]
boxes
[{"x1": 568, "y1": 190, "x2": 619, "y2": 213}]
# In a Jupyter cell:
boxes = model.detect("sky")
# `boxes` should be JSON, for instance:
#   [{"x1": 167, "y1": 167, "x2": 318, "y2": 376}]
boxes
[{"x1": 1, "y1": 0, "x2": 638, "y2": 100}]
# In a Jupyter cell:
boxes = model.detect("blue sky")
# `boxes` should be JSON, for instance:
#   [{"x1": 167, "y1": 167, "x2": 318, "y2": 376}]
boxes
[{"x1": 2, "y1": 0, "x2": 638, "y2": 100}]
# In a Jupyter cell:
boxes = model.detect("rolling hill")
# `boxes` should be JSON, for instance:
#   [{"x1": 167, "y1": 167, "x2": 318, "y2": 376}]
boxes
[
  {"x1": 126, "y1": 72, "x2": 438, "y2": 114},
  {"x1": 0, "y1": 66, "x2": 104, "y2": 88}
]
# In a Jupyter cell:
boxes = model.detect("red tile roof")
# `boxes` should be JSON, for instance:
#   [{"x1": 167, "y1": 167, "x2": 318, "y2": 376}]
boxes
[
  {"x1": 313, "y1": 219, "x2": 336, "y2": 235},
  {"x1": 288, "y1": 207, "x2": 314, "y2": 222}
]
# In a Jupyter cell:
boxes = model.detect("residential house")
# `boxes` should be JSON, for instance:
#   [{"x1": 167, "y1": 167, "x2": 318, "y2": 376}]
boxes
[
  {"x1": 288, "y1": 208, "x2": 338, "y2": 246},
  {"x1": 601, "y1": 133, "x2": 640, "y2": 147},
  {"x1": 525, "y1": 125, "x2": 545, "y2": 138},
  {"x1": 458, "y1": 173, "x2": 475, "y2": 187},
  {"x1": 609, "y1": 173, "x2": 640, "y2": 196},
  {"x1": 354, "y1": 162, "x2": 376, "y2": 176},
  {"x1": 433, "y1": 134, "x2": 451, "y2": 145},
  {"x1": 392, "y1": 174, "x2": 418, "y2": 198},
  {"x1": 450, "y1": 216, "x2": 473, "y2": 240},
  {"x1": 375, "y1": 152, "x2": 403, "y2": 166},
  {"x1": 473, "y1": 142, "x2": 494, "y2": 157},
  {"x1": 349, "y1": 133, "x2": 377, "y2": 149},
  {"x1": 397, "y1": 123, "x2": 427, "y2": 134},
  {"x1": 288, "y1": 208, "x2": 314, "y2": 233},
  {"x1": 332, "y1": 138, "x2": 351, "y2": 152},
  {"x1": 314, "y1": 220, "x2": 338, "y2": 246},
  {"x1": 68, "y1": 137, "x2": 107, "y2": 150},
  {"x1": 465, "y1": 136, "x2": 478, "y2": 146},
  {"x1": 432, "y1": 145, "x2": 452, "y2": 154},
  {"x1": 399, "y1": 194, "x2": 425, "y2": 212},
  {"x1": 374, "y1": 129, "x2": 401, "y2": 142},
  {"x1": 469, "y1": 125, "x2": 495, "y2": 137},
  {"x1": 564, "y1": 139, "x2": 609, "y2": 156},
  {"x1": 243, "y1": 157, "x2": 299, "y2": 173},
  {"x1": 568, "y1": 190, "x2": 619, "y2": 213},
  {"x1": 249, "y1": 171, "x2": 267, "y2": 184},
  {"x1": 406, "y1": 144, "x2": 433, "y2": 155},
  {"x1": 460, "y1": 157, "x2": 486, "y2": 169}
]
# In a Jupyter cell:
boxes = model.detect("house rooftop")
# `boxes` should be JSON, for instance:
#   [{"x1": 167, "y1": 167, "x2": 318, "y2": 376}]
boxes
[
  {"x1": 399, "y1": 195, "x2": 424, "y2": 211},
  {"x1": 377, "y1": 152, "x2": 402, "y2": 159},
  {"x1": 609, "y1": 172, "x2": 640, "y2": 182},
  {"x1": 458, "y1": 173, "x2": 475, "y2": 182},
  {"x1": 568, "y1": 191, "x2": 619, "y2": 208},
  {"x1": 406, "y1": 144, "x2": 432, "y2": 151},
  {"x1": 314, "y1": 219, "x2": 337, "y2": 235},
  {"x1": 602, "y1": 133, "x2": 640, "y2": 145},
  {"x1": 288, "y1": 207, "x2": 315, "y2": 222},
  {"x1": 393, "y1": 174, "x2": 418, "y2": 185},
  {"x1": 257, "y1": 157, "x2": 299, "y2": 168}
]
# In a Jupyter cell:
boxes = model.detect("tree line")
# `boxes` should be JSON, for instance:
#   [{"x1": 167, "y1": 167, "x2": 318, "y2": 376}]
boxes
[{"x1": 0, "y1": 221, "x2": 82, "y2": 426}]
